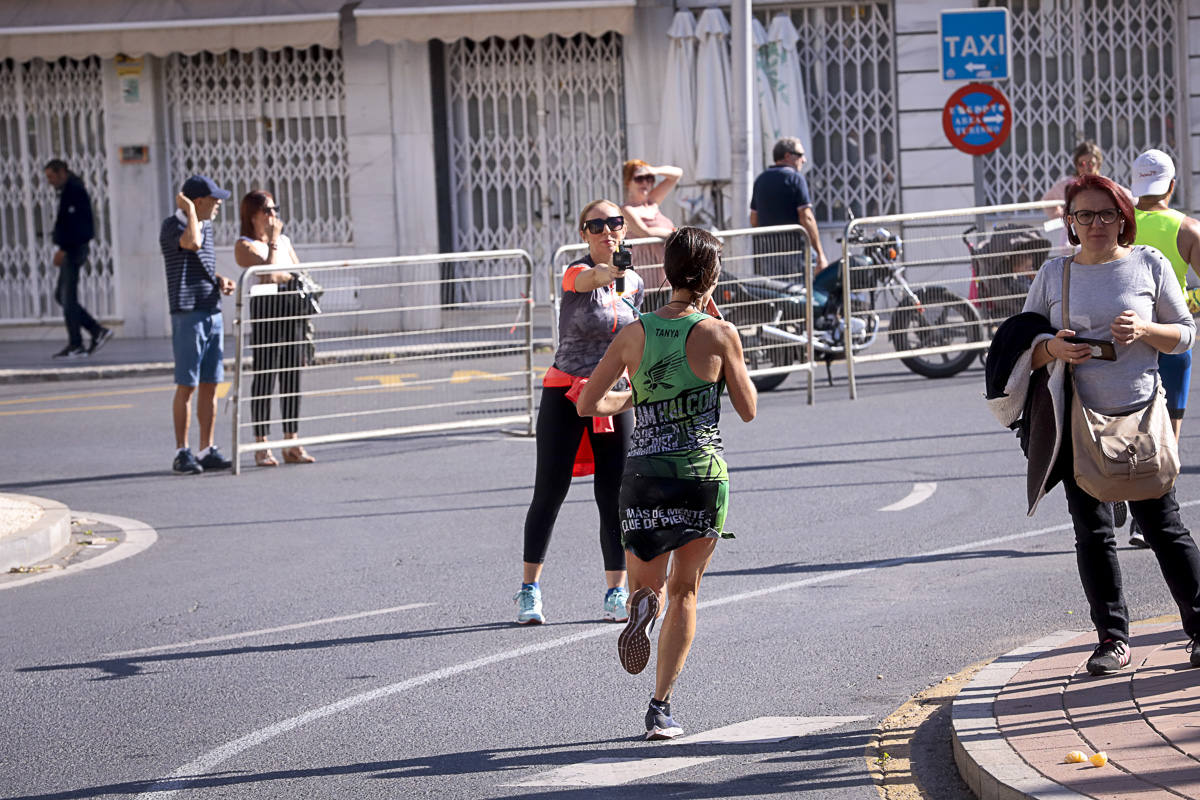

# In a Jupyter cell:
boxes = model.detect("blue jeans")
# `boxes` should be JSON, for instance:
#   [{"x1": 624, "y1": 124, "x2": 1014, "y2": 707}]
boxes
[{"x1": 55, "y1": 245, "x2": 101, "y2": 348}]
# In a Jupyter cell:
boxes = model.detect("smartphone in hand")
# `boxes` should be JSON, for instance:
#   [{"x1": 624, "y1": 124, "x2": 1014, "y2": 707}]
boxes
[{"x1": 1065, "y1": 336, "x2": 1117, "y2": 361}]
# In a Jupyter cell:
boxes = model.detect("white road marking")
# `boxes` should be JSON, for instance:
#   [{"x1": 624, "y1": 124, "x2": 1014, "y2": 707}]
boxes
[
  {"x1": 505, "y1": 716, "x2": 869, "y2": 787},
  {"x1": 0, "y1": 513, "x2": 156, "y2": 592},
  {"x1": 879, "y1": 482, "x2": 937, "y2": 512},
  {"x1": 135, "y1": 508, "x2": 1200, "y2": 799},
  {"x1": 102, "y1": 603, "x2": 434, "y2": 657},
  {"x1": 668, "y1": 715, "x2": 869, "y2": 747},
  {"x1": 502, "y1": 756, "x2": 720, "y2": 787}
]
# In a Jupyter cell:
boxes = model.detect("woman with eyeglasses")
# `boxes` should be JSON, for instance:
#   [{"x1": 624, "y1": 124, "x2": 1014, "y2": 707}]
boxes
[
  {"x1": 621, "y1": 160, "x2": 682, "y2": 293},
  {"x1": 514, "y1": 200, "x2": 645, "y2": 626},
  {"x1": 1018, "y1": 173, "x2": 1200, "y2": 675},
  {"x1": 234, "y1": 190, "x2": 315, "y2": 467}
]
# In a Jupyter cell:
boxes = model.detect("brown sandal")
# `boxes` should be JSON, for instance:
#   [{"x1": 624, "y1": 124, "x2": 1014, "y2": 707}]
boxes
[
  {"x1": 255, "y1": 450, "x2": 279, "y2": 467},
  {"x1": 282, "y1": 446, "x2": 315, "y2": 464}
]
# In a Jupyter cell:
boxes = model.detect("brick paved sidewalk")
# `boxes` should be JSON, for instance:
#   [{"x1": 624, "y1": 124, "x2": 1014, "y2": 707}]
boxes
[{"x1": 953, "y1": 624, "x2": 1200, "y2": 799}]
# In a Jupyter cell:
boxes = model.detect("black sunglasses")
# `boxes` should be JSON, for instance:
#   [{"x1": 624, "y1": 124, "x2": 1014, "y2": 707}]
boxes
[
  {"x1": 632, "y1": 174, "x2": 655, "y2": 184},
  {"x1": 582, "y1": 216, "x2": 625, "y2": 234}
]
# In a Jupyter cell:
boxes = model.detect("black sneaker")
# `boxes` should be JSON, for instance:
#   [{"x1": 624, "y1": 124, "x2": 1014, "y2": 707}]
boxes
[
  {"x1": 1128, "y1": 518, "x2": 1149, "y2": 549},
  {"x1": 198, "y1": 446, "x2": 232, "y2": 471},
  {"x1": 1112, "y1": 501, "x2": 1128, "y2": 529},
  {"x1": 645, "y1": 698, "x2": 683, "y2": 741},
  {"x1": 1086, "y1": 638, "x2": 1131, "y2": 675},
  {"x1": 618, "y1": 587, "x2": 659, "y2": 675},
  {"x1": 1188, "y1": 636, "x2": 1200, "y2": 668},
  {"x1": 52, "y1": 345, "x2": 87, "y2": 359},
  {"x1": 173, "y1": 448, "x2": 204, "y2": 475},
  {"x1": 88, "y1": 327, "x2": 114, "y2": 355}
]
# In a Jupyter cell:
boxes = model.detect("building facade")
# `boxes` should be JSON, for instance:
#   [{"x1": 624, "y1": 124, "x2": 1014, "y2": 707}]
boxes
[{"x1": 1, "y1": 0, "x2": 1196, "y2": 339}]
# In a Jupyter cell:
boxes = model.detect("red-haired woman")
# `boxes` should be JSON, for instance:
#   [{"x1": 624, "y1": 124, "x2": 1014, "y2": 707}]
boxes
[
  {"x1": 1021, "y1": 173, "x2": 1200, "y2": 675},
  {"x1": 234, "y1": 191, "x2": 315, "y2": 467}
]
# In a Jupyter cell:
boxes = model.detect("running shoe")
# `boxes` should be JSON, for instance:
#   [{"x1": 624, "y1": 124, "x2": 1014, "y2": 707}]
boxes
[
  {"x1": 1086, "y1": 638, "x2": 1131, "y2": 676},
  {"x1": 514, "y1": 585, "x2": 544, "y2": 625},
  {"x1": 88, "y1": 327, "x2": 114, "y2": 355},
  {"x1": 199, "y1": 446, "x2": 232, "y2": 470},
  {"x1": 604, "y1": 586, "x2": 630, "y2": 622},
  {"x1": 1188, "y1": 635, "x2": 1200, "y2": 668},
  {"x1": 1128, "y1": 518, "x2": 1149, "y2": 549},
  {"x1": 172, "y1": 448, "x2": 204, "y2": 475},
  {"x1": 618, "y1": 587, "x2": 659, "y2": 674},
  {"x1": 1112, "y1": 501, "x2": 1128, "y2": 529},
  {"x1": 645, "y1": 698, "x2": 683, "y2": 741},
  {"x1": 52, "y1": 345, "x2": 87, "y2": 359}
]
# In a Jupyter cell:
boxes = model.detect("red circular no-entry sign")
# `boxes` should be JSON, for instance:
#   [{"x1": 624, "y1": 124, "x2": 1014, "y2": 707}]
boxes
[{"x1": 942, "y1": 82, "x2": 1012, "y2": 156}]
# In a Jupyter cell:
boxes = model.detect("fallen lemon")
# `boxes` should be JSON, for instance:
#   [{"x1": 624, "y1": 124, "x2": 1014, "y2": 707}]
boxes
[
  {"x1": 1090, "y1": 752, "x2": 1108, "y2": 767},
  {"x1": 1065, "y1": 751, "x2": 1086, "y2": 764}
]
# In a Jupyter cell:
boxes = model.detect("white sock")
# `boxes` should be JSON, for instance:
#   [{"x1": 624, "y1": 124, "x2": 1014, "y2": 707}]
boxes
[
  {"x1": 176, "y1": 447, "x2": 189, "y2": 456},
  {"x1": 198, "y1": 446, "x2": 213, "y2": 458}
]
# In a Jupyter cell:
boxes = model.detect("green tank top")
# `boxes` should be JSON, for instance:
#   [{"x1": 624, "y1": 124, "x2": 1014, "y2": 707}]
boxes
[
  {"x1": 627, "y1": 312, "x2": 726, "y2": 480},
  {"x1": 1135, "y1": 208, "x2": 1187, "y2": 289}
]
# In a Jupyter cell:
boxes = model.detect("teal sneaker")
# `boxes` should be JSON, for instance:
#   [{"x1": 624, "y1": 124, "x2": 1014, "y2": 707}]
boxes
[
  {"x1": 603, "y1": 587, "x2": 630, "y2": 622},
  {"x1": 514, "y1": 585, "x2": 544, "y2": 625}
]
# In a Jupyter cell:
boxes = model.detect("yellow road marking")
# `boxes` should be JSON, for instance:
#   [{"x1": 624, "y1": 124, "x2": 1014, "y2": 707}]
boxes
[
  {"x1": 0, "y1": 382, "x2": 230, "y2": 405},
  {"x1": 353, "y1": 374, "x2": 431, "y2": 391},
  {"x1": 0, "y1": 404, "x2": 134, "y2": 416},
  {"x1": 450, "y1": 370, "x2": 509, "y2": 383}
]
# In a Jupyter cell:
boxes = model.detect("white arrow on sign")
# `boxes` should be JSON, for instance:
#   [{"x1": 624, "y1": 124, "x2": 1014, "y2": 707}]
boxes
[{"x1": 964, "y1": 62, "x2": 986, "y2": 71}]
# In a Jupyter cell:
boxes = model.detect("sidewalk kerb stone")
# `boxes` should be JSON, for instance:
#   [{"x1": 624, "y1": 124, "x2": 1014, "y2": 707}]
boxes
[{"x1": 0, "y1": 494, "x2": 71, "y2": 572}]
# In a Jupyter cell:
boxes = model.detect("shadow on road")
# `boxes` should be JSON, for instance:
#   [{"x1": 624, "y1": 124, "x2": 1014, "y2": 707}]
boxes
[{"x1": 4, "y1": 726, "x2": 876, "y2": 799}]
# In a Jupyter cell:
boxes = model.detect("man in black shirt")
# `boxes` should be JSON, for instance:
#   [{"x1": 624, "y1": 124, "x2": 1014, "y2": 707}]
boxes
[
  {"x1": 750, "y1": 138, "x2": 827, "y2": 276},
  {"x1": 45, "y1": 160, "x2": 112, "y2": 358}
]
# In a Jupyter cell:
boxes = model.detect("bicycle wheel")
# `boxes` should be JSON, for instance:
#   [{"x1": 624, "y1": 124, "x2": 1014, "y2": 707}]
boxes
[{"x1": 725, "y1": 307, "x2": 792, "y2": 392}]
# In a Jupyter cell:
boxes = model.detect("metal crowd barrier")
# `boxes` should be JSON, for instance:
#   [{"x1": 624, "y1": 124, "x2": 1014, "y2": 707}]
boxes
[
  {"x1": 231, "y1": 249, "x2": 535, "y2": 474},
  {"x1": 840, "y1": 200, "x2": 1070, "y2": 399},
  {"x1": 551, "y1": 224, "x2": 816, "y2": 403}
]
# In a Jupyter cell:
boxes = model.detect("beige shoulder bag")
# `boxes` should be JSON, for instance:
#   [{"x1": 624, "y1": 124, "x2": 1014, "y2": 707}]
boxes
[{"x1": 1063, "y1": 257, "x2": 1179, "y2": 501}]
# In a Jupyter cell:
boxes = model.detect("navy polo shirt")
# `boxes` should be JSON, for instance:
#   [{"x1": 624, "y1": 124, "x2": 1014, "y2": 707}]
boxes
[
  {"x1": 160, "y1": 211, "x2": 220, "y2": 314},
  {"x1": 750, "y1": 165, "x2": 813, "y2": 227}
]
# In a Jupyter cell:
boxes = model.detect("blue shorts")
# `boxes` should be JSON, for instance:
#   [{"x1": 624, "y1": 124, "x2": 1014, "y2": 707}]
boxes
[
  {"x1": 171, "y1": 309, "x2": 224, "y2": 386},
  {"x1": 1159, "y1": 350, "x2": 1191, "y2": 419}
]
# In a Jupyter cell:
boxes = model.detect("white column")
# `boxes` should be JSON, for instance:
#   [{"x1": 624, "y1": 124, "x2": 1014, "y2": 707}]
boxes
[
  {"x1": 100, "y1": 57, "x2": 168, "y2": 337},
  {"x1": 894, "y1": 0, "x2": 975, "y2": 212},
  {"x1": 729, "y1": 0, "x2": 754, "y2": 229}
]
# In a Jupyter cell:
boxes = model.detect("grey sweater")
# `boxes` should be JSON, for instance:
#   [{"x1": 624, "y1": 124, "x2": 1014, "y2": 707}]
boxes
[{"x1": 1022, "y1": 245, "x2": 1195, "y2": 415}]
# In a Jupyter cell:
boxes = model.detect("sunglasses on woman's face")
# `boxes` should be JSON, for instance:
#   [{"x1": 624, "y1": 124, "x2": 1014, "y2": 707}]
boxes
[
  {"x1": 632, "y1": 174, "x2": 655, "y2": 185},
  {"x1": 582, "y1": 216, "x2": 625, "y2": 234}
]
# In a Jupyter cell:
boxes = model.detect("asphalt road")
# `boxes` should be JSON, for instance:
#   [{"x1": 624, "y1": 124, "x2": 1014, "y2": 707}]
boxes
[{"x1": 2, "y1": 359, "x2": 1197, "y2": 800}]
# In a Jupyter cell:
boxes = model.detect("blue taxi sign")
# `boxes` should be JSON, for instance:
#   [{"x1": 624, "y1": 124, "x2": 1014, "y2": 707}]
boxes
[{"x1": 940, "y1": 8, "x2": 1011, "y2": 82}]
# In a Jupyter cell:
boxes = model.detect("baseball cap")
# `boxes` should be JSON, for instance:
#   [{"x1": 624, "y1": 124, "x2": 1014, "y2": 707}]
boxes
[
  {"x1": 1131, "y1": 149, "x2": 1175, "y2": 197},
  {"x1": 181, "y1": 174, "x2": 231, "y2": 201}
]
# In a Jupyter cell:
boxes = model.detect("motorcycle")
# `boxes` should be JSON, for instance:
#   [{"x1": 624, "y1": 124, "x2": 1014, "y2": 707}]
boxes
[{"x1": 719, "y1": 227, "x2": 984, "y2": 391}]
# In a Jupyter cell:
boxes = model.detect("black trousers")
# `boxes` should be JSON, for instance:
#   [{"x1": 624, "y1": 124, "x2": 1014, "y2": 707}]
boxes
[
  {"x1": 522, "y1": 385, "x2": 632, "y2": 572},
  {"x1": 55, "y1": 245, "x2": 101, "y2": 348},
  {"x1": 1055, "y1": 430, "x2": 1200, "y2": 644},
  {"x1": 250, "y1": 295, "x2": 305, "y2": 438}
]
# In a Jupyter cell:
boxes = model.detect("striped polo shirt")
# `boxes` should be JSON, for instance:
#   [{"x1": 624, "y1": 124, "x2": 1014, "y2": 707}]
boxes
[{"x1": 160, "y1": 210, "x2": 220, "y2": 314}]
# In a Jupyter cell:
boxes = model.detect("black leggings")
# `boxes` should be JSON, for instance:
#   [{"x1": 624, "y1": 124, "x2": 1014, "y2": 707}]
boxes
[{"x1": 522, "y1": 385, "x2": 633, "y2": 571}]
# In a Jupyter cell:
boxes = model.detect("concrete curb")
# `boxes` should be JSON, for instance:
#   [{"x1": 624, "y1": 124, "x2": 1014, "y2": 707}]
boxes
[
  {"x1": 0, "y1": 363, "x2": 180, "y2": 384},
  {"x1": 0, "y1": 494, "x2": 72, "y2": 572},
  {"x1": 950, "y1": 630, "x2": 1092, "y2": 800}
]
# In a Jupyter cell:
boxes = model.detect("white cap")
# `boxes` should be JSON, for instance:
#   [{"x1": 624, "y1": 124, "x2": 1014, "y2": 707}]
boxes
[{"x1": 1131, "y1": 149, "x2": 1175, "y2": 197}]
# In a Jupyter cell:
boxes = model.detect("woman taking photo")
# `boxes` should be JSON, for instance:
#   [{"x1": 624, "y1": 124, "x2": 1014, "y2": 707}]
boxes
[
  {"x1": 1020, "y1": 174, "x2": 1200, "y2": 675},
  {"x1": 235, "y1": 191, "x2": 315, "y2": 467},
  {"x1": 578, "y1": 227, "x2": 757, "y2": 739},
  {"x1": 514, "y1": 200, "x2": 644, "y2": 625},
  {"x1": 621, "y1": 160, "x2": 682, "y2": 292}
]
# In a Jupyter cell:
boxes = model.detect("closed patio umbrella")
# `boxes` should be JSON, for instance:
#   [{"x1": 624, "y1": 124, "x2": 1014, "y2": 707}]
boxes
[
  {"x1": 753, "y1": 17, "x2": 780, "y2": 171},
  {"x1": 766, "y1": 13, "x2": 812, "y2": 171},
  {"x1": 694, "y1": 7, "x2": 731, "y2": 185},
  {"x1": 658, "y1": 10, "x2": 697, "y2": 181}
]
